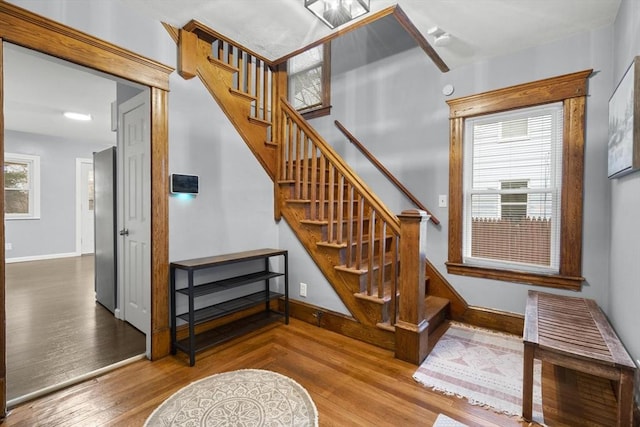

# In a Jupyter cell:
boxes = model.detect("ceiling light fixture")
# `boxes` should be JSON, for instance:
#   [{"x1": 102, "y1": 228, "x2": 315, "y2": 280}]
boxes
[
  {"x1": 427, "y1": 26, "x2": 452, "y2": 47},
  {"x1": 305, "y1": 0, "x2": 370, "y2": 29},
  {"x1": 63, "y1": 111, "x2": 92, "y2": 121}
]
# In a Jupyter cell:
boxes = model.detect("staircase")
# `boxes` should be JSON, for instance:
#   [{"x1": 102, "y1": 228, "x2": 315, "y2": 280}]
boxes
[{"x1": 168, "y1": 22, "x2": 450, "y2": 363}]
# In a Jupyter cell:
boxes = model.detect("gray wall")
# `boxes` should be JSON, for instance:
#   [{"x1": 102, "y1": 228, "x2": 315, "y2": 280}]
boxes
[
  {"x1": 4, "y1": 130, "x2": 113, "y2": 259},
  {"x1": 610, "y1": 0, "x2": 640, "y2": 373},
  {"x1": 8, "y1": 0, "x2": 638, "y2": 376},
  {"x1": 304, "y1": 21, "x2": 614, "y2": 317}
]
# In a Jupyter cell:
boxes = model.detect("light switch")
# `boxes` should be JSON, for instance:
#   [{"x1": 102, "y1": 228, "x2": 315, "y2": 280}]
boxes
[{"x1": 438, "y1": 195, "x2": 448, "y2": 208}]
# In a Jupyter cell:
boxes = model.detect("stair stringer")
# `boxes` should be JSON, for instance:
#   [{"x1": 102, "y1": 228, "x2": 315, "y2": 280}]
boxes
[
  {"x1": 279, "y1": 198, "x2": 388, "y2": 325},
  {"x1": 192, "y1": 37, "x2": 277, "y2": 179}
]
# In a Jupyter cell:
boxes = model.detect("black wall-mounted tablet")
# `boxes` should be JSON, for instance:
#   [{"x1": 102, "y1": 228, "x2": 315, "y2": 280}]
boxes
[{"x1": 171, "y1": 173, "x2": 199, "y2": 194}]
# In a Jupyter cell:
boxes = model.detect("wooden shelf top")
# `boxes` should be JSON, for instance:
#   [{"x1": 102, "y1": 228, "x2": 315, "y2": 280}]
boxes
[{"x1": 170, "y1": 248, "x2": 287, "y2": 270}]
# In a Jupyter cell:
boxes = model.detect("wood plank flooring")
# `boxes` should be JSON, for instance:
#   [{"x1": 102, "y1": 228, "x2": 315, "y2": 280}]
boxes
[
  {"x1": 5, "y1": 256, "x2": 146, "y2": 401},
  {"x1": 3, "y1": 319, "x2": 538, "y2": 427}
]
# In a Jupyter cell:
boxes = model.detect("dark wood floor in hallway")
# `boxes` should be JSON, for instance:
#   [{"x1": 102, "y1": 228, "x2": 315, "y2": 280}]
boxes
[
  {"x1": 3, "y1": 318, "x2": 537, "y2": 427},
  {"x1": 5, "y1": 256, "x2": 146, "y2": 402}
]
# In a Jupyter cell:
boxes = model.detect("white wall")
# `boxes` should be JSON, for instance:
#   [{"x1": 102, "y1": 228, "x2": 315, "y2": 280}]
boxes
[
  {"x1": 610, "y1": 0, "x2": 640, "y2": 373},
  {"x1": 5, "y1": 0, "x2": 280, "y2": 263}
]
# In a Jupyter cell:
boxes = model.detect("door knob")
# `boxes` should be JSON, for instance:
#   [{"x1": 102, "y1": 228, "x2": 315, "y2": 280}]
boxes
[{"x1": 119, "y1": 228, "x2": 129, "y2": 236}]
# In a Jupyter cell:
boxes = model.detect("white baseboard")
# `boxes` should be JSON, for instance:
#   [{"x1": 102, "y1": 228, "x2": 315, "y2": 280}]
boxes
[{"x1": 5, "y1": 252, "x2": 80, "y2": 264}]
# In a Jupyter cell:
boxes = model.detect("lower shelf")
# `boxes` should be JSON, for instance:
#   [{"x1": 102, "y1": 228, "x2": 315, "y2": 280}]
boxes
[
  {"x1": 174, "y1": 310, "x2": 286, "y2": 359},
  {"x1": 177, "y1": 291, "x2": 283, "y2": 325}
]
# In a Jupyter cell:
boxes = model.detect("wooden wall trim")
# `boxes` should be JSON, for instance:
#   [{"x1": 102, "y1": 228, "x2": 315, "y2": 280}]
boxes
[
  {"x1": 150, "y1": 87, "x2": 170, "y2": 360},
  {"x1": 392, "y1": 5, "x2": 449, "y2": 73},
  {"x1": 286, "y1": 299, "x2": 395, "y2": 350},
  {"x1": 561, "y1": 96, "x2": 586, "y2": 279},
  {"x1": 447, "y1": 69, "x2": 592, "y2": 119},
  {"x1": 0, "y1": 2, "x2": 173, "y2": 90},
  {"x1": 273, "y1": 5, "x2": 397, "y2": 65},
  {"x1": 273, "y1": 5, "x2": 449, "y2": 73},
  {"x1": 458, "y1": 306, "x2": 525, "y2": 336}
]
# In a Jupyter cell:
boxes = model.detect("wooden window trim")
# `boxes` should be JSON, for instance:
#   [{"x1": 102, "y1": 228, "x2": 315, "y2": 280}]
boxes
[{"x1": 445, "y1": 70, "x2": 592, "y2": 291}]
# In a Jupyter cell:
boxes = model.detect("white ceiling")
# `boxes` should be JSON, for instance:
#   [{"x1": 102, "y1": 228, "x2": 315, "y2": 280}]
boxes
[
  {"x1": 4, "y1": 44, "x2": 117, "y2": 146},
  {"x1": 125, "y1": 0, "x2": 622, "y2": 68},
  {"x1": 3, "y1": 0, "x2": 622, "y2": 145}
]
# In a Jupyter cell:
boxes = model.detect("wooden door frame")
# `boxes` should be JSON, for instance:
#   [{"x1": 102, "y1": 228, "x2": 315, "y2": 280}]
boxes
[{"x1": 0, "y1": 2, "x2": 173, "y2": 414}]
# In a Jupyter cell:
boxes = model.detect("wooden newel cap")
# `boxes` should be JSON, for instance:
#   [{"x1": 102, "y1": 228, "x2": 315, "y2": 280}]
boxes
[{"x1": 398, "y1": 209, "x2": 430, "y2": 221}]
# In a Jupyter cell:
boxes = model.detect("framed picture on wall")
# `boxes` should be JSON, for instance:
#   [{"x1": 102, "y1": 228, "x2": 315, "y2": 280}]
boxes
[{"x1": 608, "y1": 56, "x2": 640, "y2": 178}]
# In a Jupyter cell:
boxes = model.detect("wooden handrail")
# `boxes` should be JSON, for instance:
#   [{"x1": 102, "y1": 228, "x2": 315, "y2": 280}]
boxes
[
  {"x1": 334, "y1": 120, "x2": 440, "y2": 225},
  {"x1": 281, "y1": 100, "x2": 401, "y2": 234},
  {"x1": 183, "y1": 19, "x2": 274, "y2": 67}
]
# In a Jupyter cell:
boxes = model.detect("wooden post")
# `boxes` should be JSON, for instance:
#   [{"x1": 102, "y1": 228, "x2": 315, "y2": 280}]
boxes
[
  {"x1": 273, "y1": 63, "x2": 288, "y2": 222},
  {"x1": 178, "y1": 29, "x2": 197, "y2": 80},
  {"x1": 395, "y1": 209, "x2": 429, "y2": 364}
]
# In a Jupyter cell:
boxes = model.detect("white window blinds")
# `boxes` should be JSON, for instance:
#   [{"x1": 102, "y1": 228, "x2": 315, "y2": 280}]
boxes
[{"x1": 462, "y1": 103, "x2": 563, "y2": 273}]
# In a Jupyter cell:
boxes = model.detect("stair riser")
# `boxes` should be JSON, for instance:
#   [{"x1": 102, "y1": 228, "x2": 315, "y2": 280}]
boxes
[
  {"x1": 337, "y1": 264, "x2": 396, "y2": 294},
  {"x1": 354, "y1": 297, "x2": 391, "y2": 324},
  {"x1": 321, "y1": 238, "x2": 395, "y2": 265}
]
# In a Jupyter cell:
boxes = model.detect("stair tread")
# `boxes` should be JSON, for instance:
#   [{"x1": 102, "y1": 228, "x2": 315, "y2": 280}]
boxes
[
  {"x1": 425, "y1": 295, "x2": 449, "y2": 320},
  {"x1": 228, "y1": 87, "x2": 256, "y2": 101},
  {"x1": 375, "y1": 296, "x2": 450, "y2": 332},
  {"x1": 335, "y1": 252, "x2": 396, "y2": 275},
  {"x1": 207, "y1": 55, "x2": 240, "y2": 73},
  {"x1": 248, "y1": 116, "x2": 271, "y2": 127}
]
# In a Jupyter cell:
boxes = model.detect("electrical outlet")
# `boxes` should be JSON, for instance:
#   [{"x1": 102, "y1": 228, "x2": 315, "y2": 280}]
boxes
[
  {"x1": 300, "y1": 282, "x2": 308, "y2": 297},
  {"x1": 438, "y1": 194, "x2": 448, "y2": 208},
  {"x1": 5, "y1": 243, "x2": 12, "y2": 251}
]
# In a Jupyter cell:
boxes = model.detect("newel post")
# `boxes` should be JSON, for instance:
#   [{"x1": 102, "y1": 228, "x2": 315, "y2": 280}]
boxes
[
  {"x1": 395, "y1": 209, "x2": 429, "y2": 364},
  {"x1": 177, "y1": 29, "x2": 197, "y2": 80}
]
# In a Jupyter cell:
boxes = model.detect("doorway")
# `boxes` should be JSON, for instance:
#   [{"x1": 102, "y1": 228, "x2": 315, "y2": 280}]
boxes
[
  {"x1": 77, "y1": 158, "x2": 95, "y2": 255},
  {"x1": 0, "y1": 2, "x2": 172, "y2": 412},
  {"x1": 3, "y1": 43, "x2": 148, "y2": 404}
]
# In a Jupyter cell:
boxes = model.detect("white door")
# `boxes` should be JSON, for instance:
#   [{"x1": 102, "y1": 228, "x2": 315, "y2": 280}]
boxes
[
  {"x1": 76, "y1": 158, "x2": 95, "y2": 254},
  {"x1": 117, "y1": 91, "x2": 151, "y2": 337}
]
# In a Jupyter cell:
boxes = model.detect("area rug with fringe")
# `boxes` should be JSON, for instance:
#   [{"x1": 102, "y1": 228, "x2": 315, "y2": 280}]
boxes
[
  {"x1": 144, "y1": 369, "x2": 318, "y2": 427},
  {"x1": 413, "y1": 323, "x2": 544, "y2": 423}
]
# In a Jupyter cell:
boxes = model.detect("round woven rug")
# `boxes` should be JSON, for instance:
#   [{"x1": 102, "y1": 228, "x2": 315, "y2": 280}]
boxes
[{"x1": 144, "y1": 369, "x2": 318, "y2": 427}]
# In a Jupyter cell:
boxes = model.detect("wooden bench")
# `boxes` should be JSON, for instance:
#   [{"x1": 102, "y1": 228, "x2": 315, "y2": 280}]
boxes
[{"x1": 522, "y1": 290, "x2": 636, "y2": 426}]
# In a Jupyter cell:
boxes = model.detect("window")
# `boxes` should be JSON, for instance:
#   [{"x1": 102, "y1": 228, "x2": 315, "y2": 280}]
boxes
[
  {"x1": 500, "y1": 181, "x2": 528, "y2": 220},
  {"x1": 464, "y1": 104, "x2": 562, "y2": 273},
  {"x1": 446, "y1": 70, "x2": 592, "y2": 290},
  {"x1": 4, "y1": 153, "x2": 40, "y2": 219},
  {"x1": 288, "y1": 42, "x2": 331, "y2": 119}
]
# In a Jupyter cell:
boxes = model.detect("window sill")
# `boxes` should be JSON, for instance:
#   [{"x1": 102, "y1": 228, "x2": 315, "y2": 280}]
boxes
[
  {"x1": 300, "y1": 105, "x2": 331, "y2": 120},
  {"x1": 445, "y1": 262, "x2": 584, "y2": 291}
]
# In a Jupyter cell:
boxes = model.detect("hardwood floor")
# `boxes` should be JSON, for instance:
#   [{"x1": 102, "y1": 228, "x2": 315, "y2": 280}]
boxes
[
  {"x1": 5, "y1": 256, "x2": 146, "y2": 402},
  {"x1": 3, "y1": 318, "x2": 537, "y2": 427}
]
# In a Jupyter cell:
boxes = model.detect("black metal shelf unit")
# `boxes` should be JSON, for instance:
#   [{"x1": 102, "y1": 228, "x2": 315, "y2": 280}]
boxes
[{"x1": 170, "y1": 248, "x2": 288, "y2": 366}]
